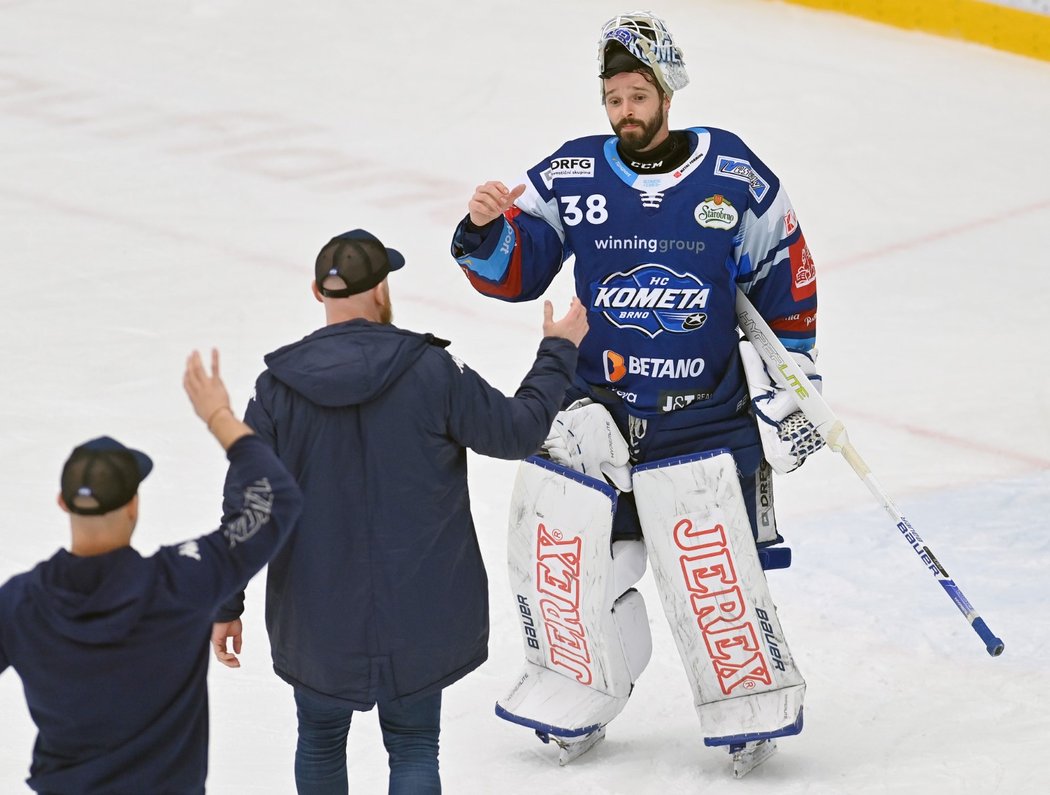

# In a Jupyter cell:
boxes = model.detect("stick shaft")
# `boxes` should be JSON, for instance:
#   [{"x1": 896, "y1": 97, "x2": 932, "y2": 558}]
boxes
[{"x1": 735, "y1": 290, "x2": 1004, "y2": 657}]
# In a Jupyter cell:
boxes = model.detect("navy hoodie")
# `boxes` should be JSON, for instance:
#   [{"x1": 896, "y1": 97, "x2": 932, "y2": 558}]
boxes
[
  {"x1": 0, "y1": 435, "x2": 303, "y2": 794},
  {"x1": 217, "y1": 319, "x2": 577, "y2": 708}
]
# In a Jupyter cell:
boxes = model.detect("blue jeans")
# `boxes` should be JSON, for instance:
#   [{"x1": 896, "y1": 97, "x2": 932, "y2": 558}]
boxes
[{"x1": 293, "y1": 687, "x2": 442, "y2": 795}]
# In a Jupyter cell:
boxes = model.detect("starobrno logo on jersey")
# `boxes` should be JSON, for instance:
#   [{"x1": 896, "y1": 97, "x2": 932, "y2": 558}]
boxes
[
  {"x1": 694, "y1": 194, "x2": 739, "y2": 230},
  {"x1": 591, "y1": 264, "x2": 710, "y2": 338}
]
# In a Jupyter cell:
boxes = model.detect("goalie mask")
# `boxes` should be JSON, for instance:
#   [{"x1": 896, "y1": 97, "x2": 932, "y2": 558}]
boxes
[{"x1": 597, "y1": 11, "x2": 689, "y2": 100}]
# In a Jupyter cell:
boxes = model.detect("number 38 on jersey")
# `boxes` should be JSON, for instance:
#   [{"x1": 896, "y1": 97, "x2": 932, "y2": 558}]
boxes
[{"x1": 560, "y1": 195, "x2": 609, "y2": 226}]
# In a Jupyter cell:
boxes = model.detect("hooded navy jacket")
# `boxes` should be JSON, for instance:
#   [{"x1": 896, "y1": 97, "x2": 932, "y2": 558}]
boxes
[
  {"x1": 0, "y1": 435, "x2": 303, "y2": 794},
  {"x1": 217, "y1": 319, "x2": 577, "y2": 708}
]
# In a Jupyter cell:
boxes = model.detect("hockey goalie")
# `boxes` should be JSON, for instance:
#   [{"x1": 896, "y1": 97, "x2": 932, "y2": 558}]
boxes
[{"x1": 448, "y1": 8, "x2": 826, "y2": 779}]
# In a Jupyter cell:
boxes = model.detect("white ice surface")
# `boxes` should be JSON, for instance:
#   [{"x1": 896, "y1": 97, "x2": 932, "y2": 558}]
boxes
[{"x1": 1, "y1": 1, "x2": 1048, "y2": 792}]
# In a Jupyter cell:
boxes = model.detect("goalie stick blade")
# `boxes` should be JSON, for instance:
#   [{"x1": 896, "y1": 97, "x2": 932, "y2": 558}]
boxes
[
  {"x1": 731, "y1": 739, "x2": 777, "y2": 778},
  {"x1": 555, "y1": 727, "x2": 607, "y2": 766}
]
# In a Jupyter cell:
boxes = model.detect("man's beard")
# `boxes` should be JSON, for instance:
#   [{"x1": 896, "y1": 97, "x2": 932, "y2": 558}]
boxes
[{"x1": 614, "y1": 104, "x2": 665, "y2": 152}]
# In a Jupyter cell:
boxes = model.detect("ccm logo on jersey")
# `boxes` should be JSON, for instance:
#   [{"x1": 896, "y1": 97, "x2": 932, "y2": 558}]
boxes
[
  {"x1": 714, "y1": 155, "x2": 770, "y2": 203},
  {"x1": 694, "y1": 194, "x2": 739, "y2": 230},
  {"x1": 604, "y1": 350, "x2": 706, "y2": 382},
  {"x1": 593, "y1": 264, "x2": 710, "y2": 339}
]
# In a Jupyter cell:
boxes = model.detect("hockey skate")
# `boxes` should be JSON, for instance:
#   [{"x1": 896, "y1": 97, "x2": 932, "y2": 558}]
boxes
[
  {"x1": 729, "y1": 738, "x2": 777, "y2": 778},
  {"x1": 536, "y1": 726, "x2": 607, "y2": 765}
]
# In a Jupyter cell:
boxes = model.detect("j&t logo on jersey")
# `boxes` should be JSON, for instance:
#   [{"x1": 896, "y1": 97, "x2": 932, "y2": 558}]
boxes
[
  {"x1": 592, "y1": 264, "x2": 710, "y2": 339},
  {"x1": 694, "y1": 195, "x2": 739, "y2": 230}
]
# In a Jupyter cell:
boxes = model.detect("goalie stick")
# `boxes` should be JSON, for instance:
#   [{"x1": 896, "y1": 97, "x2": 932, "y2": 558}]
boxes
[{"x1": 735, "y1": 290, "x2": 1005, "y2": 658}]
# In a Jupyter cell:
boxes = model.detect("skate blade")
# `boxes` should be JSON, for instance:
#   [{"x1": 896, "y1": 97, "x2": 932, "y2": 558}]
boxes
[
  {"x1": 555, "y1": 727, "x2": 606, "y2": 766},
  {"x1": 732, "y1": 739, "x2": 777, "y2": 778}
]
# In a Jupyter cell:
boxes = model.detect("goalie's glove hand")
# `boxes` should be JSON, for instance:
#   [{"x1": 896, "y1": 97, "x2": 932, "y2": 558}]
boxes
[
  {"x1": 739, "y1": 340, "x2": 825, "y2": 474},
  {"x1": 543, "y1": 400, "x2": 633, "y2": 491}
]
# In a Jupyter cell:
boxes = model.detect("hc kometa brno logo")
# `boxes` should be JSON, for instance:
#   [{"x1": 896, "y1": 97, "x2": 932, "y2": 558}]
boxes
[{"x1": 591, "y1": 264, "x2": 710, "y2": 338}]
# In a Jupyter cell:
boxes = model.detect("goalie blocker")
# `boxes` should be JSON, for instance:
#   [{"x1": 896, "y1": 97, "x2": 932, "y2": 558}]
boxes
[{"x1": 497, "y1": 450, "x2": 803, "y2": 753}]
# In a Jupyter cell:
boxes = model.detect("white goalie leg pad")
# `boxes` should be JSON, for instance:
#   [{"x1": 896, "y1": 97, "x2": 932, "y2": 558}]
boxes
[
  {"x1": 633, "y1": 450, "x2": 805, "y2": 742},
  {"x1": 497, "y1": 457, "x2": 653, "y2": 739}
]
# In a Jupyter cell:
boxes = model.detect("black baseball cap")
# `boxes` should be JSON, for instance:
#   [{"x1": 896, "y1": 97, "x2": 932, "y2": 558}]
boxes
[
  {"x1": 60, "y1": 436, "x2": 153, "y2": 516},
  {"x1": 314, "y1": 229, "x2": 406, "y2": 298}
]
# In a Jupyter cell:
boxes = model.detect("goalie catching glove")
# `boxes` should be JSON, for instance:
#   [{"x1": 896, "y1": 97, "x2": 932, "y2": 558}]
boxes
[
  {"x1": 542, "y1": 400, "x2": 633, "y2": 491},
  {"x1": 739, "y1": 340, "x2": 825, "y2": 474}
]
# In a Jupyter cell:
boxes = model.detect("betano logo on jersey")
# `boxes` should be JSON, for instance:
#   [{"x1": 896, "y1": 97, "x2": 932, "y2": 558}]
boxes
[
  {"x1": 592, "y1": 264, "x2": 710, "y2": 339},
  {"x1": 604, "y1": 350, "x2": 628, "y2": 381},
  {"x1": 604, "y1": 349, "x2": 706, "y2": 382}
]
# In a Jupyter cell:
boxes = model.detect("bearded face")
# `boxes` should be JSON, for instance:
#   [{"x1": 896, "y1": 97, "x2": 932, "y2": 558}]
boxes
[
  {"x1": 613, "y1": 101, "x2": 666, "y2": 151},
  {"x1": 603, "y1": 71, "x2": 669, "y2": 153}
]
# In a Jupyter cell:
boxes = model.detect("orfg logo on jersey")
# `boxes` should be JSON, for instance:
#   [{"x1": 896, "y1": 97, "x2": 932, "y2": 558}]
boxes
[
  {"x1": 542, "y1": 158, "x2": 595, "y2": 187},
  {"x1": 591, "y1": 264, "x2": 710, "y2": 339}
]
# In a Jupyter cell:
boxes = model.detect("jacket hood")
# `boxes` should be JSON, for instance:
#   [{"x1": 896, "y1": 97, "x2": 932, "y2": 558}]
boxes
[
  {"x1": 263, "y1": 320, "x2": 447, "y2": 407},
  {"x1": 27, "y1": 547, "x2": 152, "y2": 645}
]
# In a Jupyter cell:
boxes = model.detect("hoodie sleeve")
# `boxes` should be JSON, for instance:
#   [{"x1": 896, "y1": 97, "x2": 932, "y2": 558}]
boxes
[
  {"x1": 446, "y1": 337, "x2": 577, "y2": 459},
  {"x1": 214, "y1": 380, "x2": 279, "y2": 622},
  {"x1": 0, "y1": 591, "x2": 9, "y2": 674},
  {"x1": 157, "y1": 434, "x2": 302, "y2": 611}
]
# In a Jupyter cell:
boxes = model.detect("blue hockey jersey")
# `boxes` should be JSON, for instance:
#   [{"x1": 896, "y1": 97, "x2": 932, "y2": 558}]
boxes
[{"x1": 452, "y1": 127, "x2": 817, "y2": 418}]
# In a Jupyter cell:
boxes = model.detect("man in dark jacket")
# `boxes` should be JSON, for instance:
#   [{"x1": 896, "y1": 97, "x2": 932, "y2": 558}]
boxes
[
  {"x1": 0, "y1": 350, "x2": 303, "y2": 794},
  {"x1": 210, "y1": 228, "x2": 587, "y2": 794}
]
